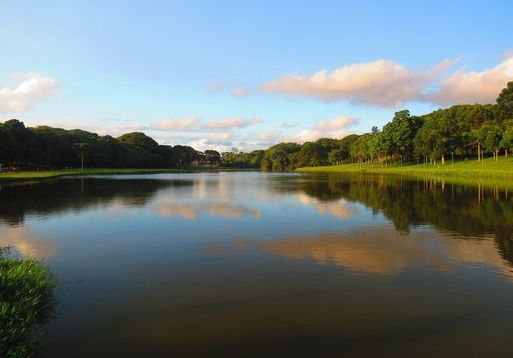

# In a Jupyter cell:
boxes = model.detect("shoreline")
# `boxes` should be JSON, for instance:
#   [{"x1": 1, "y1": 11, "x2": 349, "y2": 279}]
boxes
[{"x1": 0, "y1": 167, "x2": 246, "y2": 182}]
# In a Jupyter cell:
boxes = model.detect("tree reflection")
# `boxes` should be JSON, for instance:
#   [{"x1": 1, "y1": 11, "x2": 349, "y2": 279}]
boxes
[
  {"x1": 0, "y1": 178, "x2": 191, "y2": 226},
  {"x1": 274, "y1": 173, "x2": 513, "y2": 265}
]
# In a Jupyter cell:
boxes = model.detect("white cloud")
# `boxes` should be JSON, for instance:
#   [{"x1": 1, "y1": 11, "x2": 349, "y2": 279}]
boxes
[
  {"x1": 426, "y1": 55, "x2": 513, "y2": 104},
  {"x1": 313, "y1": 116, "x2": 357, "y2": 131},
  {"x1": 0, "y1": 73, "x2": 59, "y2": 112},
  {"x1": 232, "y1": 87, "x2": 249, "y2": 97},
  {"x1": 152, "y1": 116, "x2": 200, "y2": 130},
  {"x1": 206, "y1": 132, "x2": 234, "y2": 142},
  {"x1": 257, "y1": 130, "x2": 283, "y2": 142},
  {"x1": 263, "y1": 60, "x2": 430, "y2": 106},
  {"x1": 261, "y1": 55, "x2": 513, "y2": 106},
  {"x1": 205, "y1": 117, "x2": 263, "y2": 129},
  {"x1": 293, "y1": 116, "x2": 358, "y2": 143},
  {"x1": 94, "y1": 116, "x2": 263, "y2": 140}
]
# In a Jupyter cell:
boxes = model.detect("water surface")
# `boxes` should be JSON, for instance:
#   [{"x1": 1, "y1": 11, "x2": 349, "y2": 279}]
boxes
[{"x1": 1, "y1": 172, "x2": 513, "y2": 357}]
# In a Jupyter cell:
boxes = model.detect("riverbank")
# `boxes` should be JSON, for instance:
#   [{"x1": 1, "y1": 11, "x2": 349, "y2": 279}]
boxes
[
  {"x1": 0, "y1": 167, "x2": 227, "y2": 182},
  {"x1": 297, "y1": 157, "x2": 513, "y2": 188},
  {"x1": 0, "y1": 252, "x2": 55, "y2": 357}
]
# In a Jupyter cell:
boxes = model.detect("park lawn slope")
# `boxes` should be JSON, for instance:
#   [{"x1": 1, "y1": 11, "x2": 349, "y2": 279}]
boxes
[{"x1": 297, "y1": 157, "x2": 513, "y2": 187}]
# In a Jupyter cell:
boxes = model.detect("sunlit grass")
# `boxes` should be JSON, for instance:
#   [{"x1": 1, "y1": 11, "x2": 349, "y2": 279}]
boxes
[
  {"x1": 0, "y1": 252, "x2": 55, "y2": 357},
  {"x1": 0, "y1": 167, "x2": 219, "y2": 181},
  {"x1": 297, "y1": 157, "x2": 513, "y2": 188}
]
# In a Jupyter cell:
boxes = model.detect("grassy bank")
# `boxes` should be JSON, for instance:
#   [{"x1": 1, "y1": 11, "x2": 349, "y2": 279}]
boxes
[
  {"x1": 297, "y1": 157, "x2": 513, "y2": 187},
  {"x1": 0, "y1": 167, "x2": 224, "y2": 182},
  {"x1": 0, "y1": 252, "x2": 55, "y2": 357}
]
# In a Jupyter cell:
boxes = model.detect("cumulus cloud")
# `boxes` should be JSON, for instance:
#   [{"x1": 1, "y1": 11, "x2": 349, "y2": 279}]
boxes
[
  {"x1": 97, "y1": 116, "x2": 263, "y2": 139},
  {"x1": 293, "y1": 115, "x2": 358, "y2": 143},
  {"x1": 313, "y1": 116, "x2": 358, "y2": 131},
  {"x1": 205, "y1": 117, "x2": 263, "y2": 129},
  {"x1": 263, "y1": 59, "x2": 429, "y2": 106},
  {"x1": 257, "y1": 130, "x2": 283, "y2": 142},
  {"x1": 152, "y1": 116, "x2": 200, "y2": 131},
  {"x1": 232, "y1": 87, "x2": 249, "y2": 97},
  {"x1": 426, "y1": 55, "x2": 513, "y2": 104},
  {"x1": 0, "y1": 73, "x2": 59, "y2": 112},
  {"x1": 260, "y1": 55, "x2": 513, "y2": 106}
]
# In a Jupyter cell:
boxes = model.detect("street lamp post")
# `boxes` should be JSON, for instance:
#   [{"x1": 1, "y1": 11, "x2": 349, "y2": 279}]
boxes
[{"x1": 73, "y1": 143, "x2": 89, "y2": 172}]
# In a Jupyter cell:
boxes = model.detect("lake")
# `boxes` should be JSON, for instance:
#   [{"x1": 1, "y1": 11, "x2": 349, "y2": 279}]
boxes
[{"x1": 2, "y1": 172, "x2": 513, "y2": 357}]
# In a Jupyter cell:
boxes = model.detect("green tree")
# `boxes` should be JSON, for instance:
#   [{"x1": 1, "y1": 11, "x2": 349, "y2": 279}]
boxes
[
  {"x1": 482, "y1": 124, "x2": 503, "y2": 160},
  {"x1": 204, "y1": 150, "x2": 221, "y2": 165},
  {"x1": 500, "y1": 124, "x2": 513, "y2": 157},
  {"x1": 497, "y1": 81, "x2": 513, "y2": 121},
  {"x1": 414, "y1": 117, "x2": 455, "y2": 164},
  {"x1": 297, "y1": 142, "x2": 327, "y2": 167},
  {"x1": 388, "y1": 110, "x2": 423, "y2": 163}
]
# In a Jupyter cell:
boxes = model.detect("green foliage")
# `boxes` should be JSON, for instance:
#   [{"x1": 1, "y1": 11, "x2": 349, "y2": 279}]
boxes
[
  {"x1": 0, "y1": 121, "x2": 202, "y2": 169},
  {"x1": 203, "y1": 150, "x2": 221, "y2": 165},
  {"x1": 500, "y1": 124, "x2": 513, "y2": 152},
  {"x1": 0, "y1": 253, "x2": 55, "y2": 357},
  {"x1": 497, "y1": 81, "x2": 513, "y2": 121},
  {"x1": 221, "y1": 150, "x2": 264, "y2": 169},
  {"x1": 482, "y1": 125, "x2": 503, "y2": 155}
]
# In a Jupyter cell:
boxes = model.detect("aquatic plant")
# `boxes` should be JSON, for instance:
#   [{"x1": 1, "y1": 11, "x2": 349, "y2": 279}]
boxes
[{"x1": 0, "y1": 249, "x2": 55, "y2": 357}]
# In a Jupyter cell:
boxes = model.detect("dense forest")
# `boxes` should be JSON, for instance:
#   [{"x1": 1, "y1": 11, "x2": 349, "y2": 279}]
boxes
[
  {"x1": 0, "y1": 122, "x2": 221, "y2": 169},
  {"x1": 1, "y1": 82, "x2": 512, "y2": 171}
]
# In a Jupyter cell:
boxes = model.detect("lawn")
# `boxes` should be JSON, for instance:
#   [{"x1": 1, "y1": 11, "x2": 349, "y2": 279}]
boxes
[
  {"x1": 0, "y1": 167, "x2": 219, "y2": 181},
  {"x1": 297, "y1": 157, "x2": 513, "y2": 188}
]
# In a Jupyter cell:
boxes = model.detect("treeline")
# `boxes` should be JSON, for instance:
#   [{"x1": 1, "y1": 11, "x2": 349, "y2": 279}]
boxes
[
  {"x1": 223, "y1": 81, "x2": 513, "y2": 170},
  {"x1": 0, "y1": 121, "x2": 223, "y2": 169},
  {"x1": 1, "y1": 82, "x2": 513, "y2": 171}
]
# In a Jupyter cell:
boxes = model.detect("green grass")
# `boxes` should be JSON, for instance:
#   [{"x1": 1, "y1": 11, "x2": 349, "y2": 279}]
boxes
[
  {"x1": 0, "y1": 252, "x2": 55, "y2": 357},
  {"x1": 297, "y1": 157, "x2": 513, "y2": 188},
  {"x1": 0, "y1": 167, "x2": 223, "y2": 182}
]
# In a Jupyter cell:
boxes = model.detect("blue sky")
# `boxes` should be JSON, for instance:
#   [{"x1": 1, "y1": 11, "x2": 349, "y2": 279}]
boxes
[{"x1": 1, "y1": 0, "x2": 512, "y2": 151}]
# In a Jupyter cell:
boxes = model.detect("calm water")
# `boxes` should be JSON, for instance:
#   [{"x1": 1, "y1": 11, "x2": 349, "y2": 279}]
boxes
[{"x1": 2, "y1": 172, "x2": 513, "y2": 357}]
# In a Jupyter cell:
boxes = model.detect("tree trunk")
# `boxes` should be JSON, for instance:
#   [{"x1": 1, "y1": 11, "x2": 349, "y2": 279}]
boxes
[
  {"x1": 477, "y1": 142, "x2": 481, "y2": 161},
  {"x1": 441, "y1": 155, "x2": 445, "y2": 165}
]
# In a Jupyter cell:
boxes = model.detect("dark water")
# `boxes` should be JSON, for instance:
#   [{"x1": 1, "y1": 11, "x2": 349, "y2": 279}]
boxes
[{"x1": 2, "y1": 172, "x2": 513, "y2": 357}]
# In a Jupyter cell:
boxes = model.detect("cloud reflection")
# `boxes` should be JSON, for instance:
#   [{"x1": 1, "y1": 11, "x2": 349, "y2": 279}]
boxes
[
  {"x1": 152, "y1": 201, "x2": 261, "y2": 220},
  {"x1": 206, "y1": 204, "x2": 261, "y2": 219},
  {"x1": 208, "y1": 227, "x2": 513, "y2": 278},
  {"x1": 154, "y1": 203, "x2": 199, "y2": 219},
  {"x1": 297, "y1": 193, "x2": 357, "y2": 219},
  {"x1": 0, "y1": 225, "x2": 56, "y2": 259}
]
